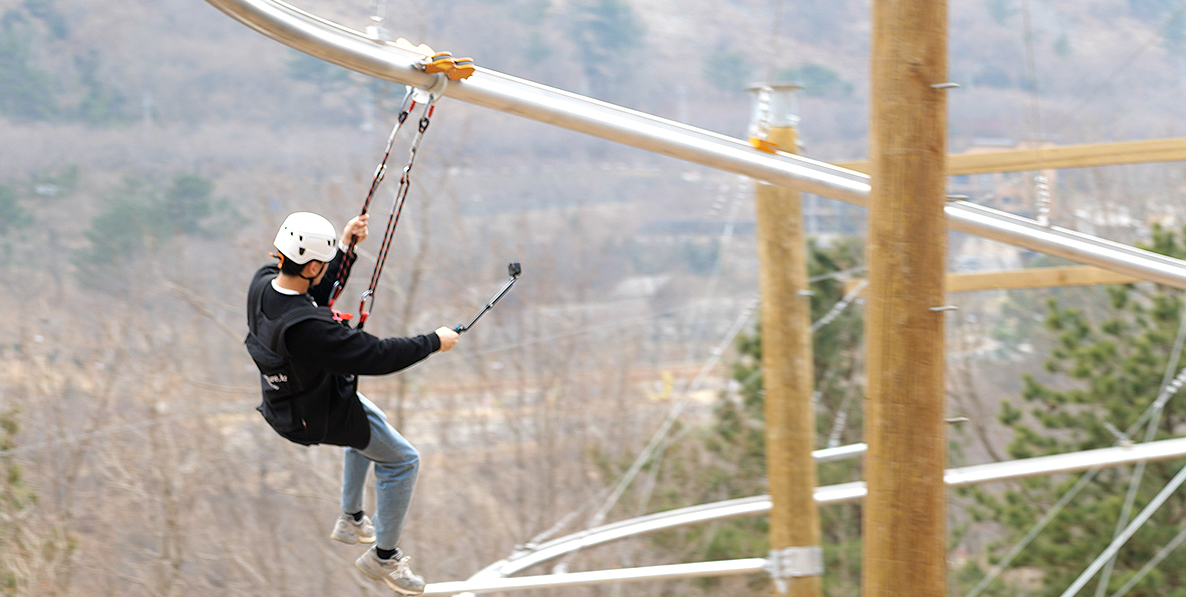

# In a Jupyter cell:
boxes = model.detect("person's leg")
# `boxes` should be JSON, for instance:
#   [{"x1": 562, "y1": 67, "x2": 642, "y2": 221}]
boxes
[
  {"x1": 342, "y1": 445, "x2": 370, "y2": 516},
  {"x1": 353, "y1": 394, "x2": 425, "y2": 595},
  {"x1": 354, "y1": 394, "x2": 419, "y2": 551},
  {"x1": 332, "y1": 444, "x2": 376, "y2": 544}
]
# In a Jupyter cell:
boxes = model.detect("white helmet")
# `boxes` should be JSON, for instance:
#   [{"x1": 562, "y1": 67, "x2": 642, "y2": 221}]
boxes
[{"x1": 273, "y1": 212, "x2": 338, "y2": 264}]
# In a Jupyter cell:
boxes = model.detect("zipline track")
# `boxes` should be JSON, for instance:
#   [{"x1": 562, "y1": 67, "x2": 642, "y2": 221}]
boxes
[{"x1": 205, "y1": 0, "x2": 1186, "y2": 289}]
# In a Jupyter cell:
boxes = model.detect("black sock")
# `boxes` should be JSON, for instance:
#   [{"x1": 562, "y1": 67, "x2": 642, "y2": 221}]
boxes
[
  {"x1": 349, "y1": 511, "x2": 364, "y2": 522},
  {"x1": 376, "y1": 547, "x2": 399, "y2": 561}
]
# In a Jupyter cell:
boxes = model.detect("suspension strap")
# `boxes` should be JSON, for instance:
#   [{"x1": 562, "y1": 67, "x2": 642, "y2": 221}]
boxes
[
  {"x1": 329, "y1": 87, "x2": 416, "y2": 312},
  {"x1": 356, "y1": 98, "x2": 438, "y2": 329},
  {"x1": 329, "y1": 37, "x2": 473, "y2": 328}
]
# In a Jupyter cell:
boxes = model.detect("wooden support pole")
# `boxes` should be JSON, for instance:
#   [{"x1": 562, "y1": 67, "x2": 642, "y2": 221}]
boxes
[
  {"x1": 756, "y1": 123, "x2": 823, "y2": 597},
  {"x1": 862, "y1": 0, "x2": 948, "y2": 595}
]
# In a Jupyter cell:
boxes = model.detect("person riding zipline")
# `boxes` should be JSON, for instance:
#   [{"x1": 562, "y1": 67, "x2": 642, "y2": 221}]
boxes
[{"x1": 245, "y1": 211, "x2": 459, "y2": 595}]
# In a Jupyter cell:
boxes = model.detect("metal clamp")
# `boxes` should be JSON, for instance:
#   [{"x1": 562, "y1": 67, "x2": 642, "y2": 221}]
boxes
[
  {"x1": 764, "y1": 546, "x2": 823, "y2": 594},
  {"x1": 413, "y1": 72, "x2": 448, "y2": 104}
]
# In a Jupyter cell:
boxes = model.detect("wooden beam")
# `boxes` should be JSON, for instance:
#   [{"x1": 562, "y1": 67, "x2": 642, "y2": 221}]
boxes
[
  {"x1": 843, "y1": 265, "x2": 1141, "y2": 295},
  {"x1": 862, "y1": 0, "x2": 948, "y2": 594},
  {"x1": 836, "y1": 137, "x2": 1186, "y2": 175},
  {"x1": 945, "y1": 266, "x2": 1140, "y2": 292}
]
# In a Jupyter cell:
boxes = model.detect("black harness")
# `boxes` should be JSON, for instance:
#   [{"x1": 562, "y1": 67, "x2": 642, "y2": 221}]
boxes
[{"x1": 245, "y1": 274, "x2": 358, "y2": 445}]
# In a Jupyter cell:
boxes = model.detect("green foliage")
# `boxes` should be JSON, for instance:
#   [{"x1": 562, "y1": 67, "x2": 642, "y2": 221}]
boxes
[
  {"x1": 1, "y1": 408, "x2": 37, "y2": 593},
  {"x1": 970, "y1": 225, "x2": 1186, "y2": 597},
  {"x1": 21, "y1": 0, "x2": 67, "y2": 39},
  {"x1": 73, "y1": 173, "x2": 234, "y2": 287},
  {"x1": 29, "y1": 163, "x2": 78, "y2": 197},
  {"x1": 0, "y1": 409, "x2": 34, "y2": 511},
  {"x1": 285, "y1": 51, "x2": 351, "y2": 91},
  {"x1": 523, "y1": 31, "x2": 552, "y2": 64},
  {"x1": 624, "y1": 236, "x2": 719, "y2": 275},
  {"x1": 608, "y1": 238, "x2": 865, "y2": 596},
  {"x1": 0, "y1": 1, "x2": 131, "y2": 125},
  {"x1": 1053, "y1": 33, "x2": 1072, "y2": 58},
  {"x1": 0, "y1": 183, "x2": 33, "y2": 234},
  {"x1": 74, "y1": 50, "x2": 129, "y2": 126},
  {"x1": 568, "y1": 0, "x2": 645, "y2": 99},
  {"x1": 702, "y1": 50, "x2": 751, "y2": 95},
  {"x1": 1166, "y1": 9, "x2": 1186, "y2": 54},
  {"x1": 1149, "y1": 222, "x2": 1186, "y2": 259},
  {"x1": 1128, "y1": 0, "x2": 1183, "y2": 22},
  {"x1": 775, "y1": 64, "x2": 854, "y2": 98},
  {"x1": 0, "y1": 10, "x2": 58, "y2": 121},
  {"x1": 972, "y1": 65, "x2": 1015, "y2": 89},
  {"x1": 517, "y1": 0, "x2": 551, "y2": 26},
  {"x1": 1122, "y1": 0, "x2": 1186, "y2": 53},
  {"x1": 163, "y1": 174, "x2": 215, "y2": 235},
  {"x1": 75, "y1": 179, "x2": 152, "y2": 275},
  {"x1": 986, "y1": 0, "x2": 1017, "y2": 25}
]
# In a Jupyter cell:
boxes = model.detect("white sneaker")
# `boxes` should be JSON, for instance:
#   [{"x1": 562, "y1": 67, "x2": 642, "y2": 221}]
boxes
[
  {"x1": 331, "y1": 513, "x2": 376, "y2": 544},
  {"x1": 356, "y1": 546, "x2": 426, "y2": 595}
]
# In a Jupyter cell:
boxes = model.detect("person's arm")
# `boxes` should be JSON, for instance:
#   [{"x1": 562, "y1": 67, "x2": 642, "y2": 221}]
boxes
[
  {"x1": 309, "y1": 214, "x2": 370, "y2": 305},
  {"x1": 285, "y1": 317, "x2": 446, "y2": 376},
  {"x1": 340, "y1": 214, "x2": 369, "y2": 248}
]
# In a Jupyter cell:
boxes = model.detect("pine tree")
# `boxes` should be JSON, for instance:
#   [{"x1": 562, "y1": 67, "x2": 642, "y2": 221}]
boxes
[
  {"x1": 626, "y1": 237, "x2": 866, "y2": 596},
  {"x1": 966, "y1": 224, "x2": 1186, "y2": 597}
]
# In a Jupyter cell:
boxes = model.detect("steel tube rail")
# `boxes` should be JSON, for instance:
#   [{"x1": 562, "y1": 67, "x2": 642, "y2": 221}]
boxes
[
  {"x1": 945, "y1": 202, "x2": 1186, "y2": 287},
  {"x1": 422, "y1": 558, "x2": 768, "y2": 595},
  {"x1": 205, "y1": 0, "x2": 1186, "y2": 289},
  {"x1": 466, "y1": 437, "x2": 1186, "y2": 583},
  {"x1": 202, "y1": 0, "x2": 870, "y2": 200},
  {"x1": 943, "y1": 437, "x2": 1186, "y2": 488},
  {"x1": 470, "y1": 447, "x2": 864, "y2": 579},
  {"x1": 812, "y1": 442, "x2": 868, "y2": 463}
]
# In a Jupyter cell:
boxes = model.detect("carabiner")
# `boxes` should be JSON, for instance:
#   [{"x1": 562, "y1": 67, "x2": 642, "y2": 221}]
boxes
[{"x1": 357, "y1": 289, "x2": 376, "y2": 328}]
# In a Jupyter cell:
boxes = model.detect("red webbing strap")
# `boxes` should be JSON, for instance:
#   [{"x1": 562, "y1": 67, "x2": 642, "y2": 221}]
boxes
[
  {"x1": 328, "y1": 89, "x2": 416, "y2": 310},
  {"x1": 356, "y1": 102, "x2": 436, "y2": 330}
]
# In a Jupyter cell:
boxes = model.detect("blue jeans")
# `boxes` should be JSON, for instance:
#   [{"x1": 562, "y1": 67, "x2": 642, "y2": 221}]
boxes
[{"x1": 341, "y1": 394, "x2": 420, "y2": 550}]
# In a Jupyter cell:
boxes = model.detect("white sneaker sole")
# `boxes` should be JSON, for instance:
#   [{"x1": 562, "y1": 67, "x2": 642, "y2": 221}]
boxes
[
  {"x1": 356, "y1": 560, "x2": 425, "y2": 596},
  {"x1": 331, "y1": 527, "x2": 375, "y2": 544}
]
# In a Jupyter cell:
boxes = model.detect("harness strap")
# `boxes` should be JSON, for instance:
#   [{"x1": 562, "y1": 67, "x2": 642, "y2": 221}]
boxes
[
  {"x1": 358, "y1": 101, "x2": 436, "y2": 329},
  {"x1": 329, "y1": 38, "x2": 470, "y2": 328},
  {"x1": 329, "y1": 88, "x2": 416, "y2": 309},
  {"x1": 248, "y1": 273, "x2": 332, "y2": 359}
]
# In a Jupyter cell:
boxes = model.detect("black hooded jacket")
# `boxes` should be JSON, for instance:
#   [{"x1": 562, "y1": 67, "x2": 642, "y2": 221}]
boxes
[{"x1": 245, "y1": 252, "x2": 441, "y2": 449}]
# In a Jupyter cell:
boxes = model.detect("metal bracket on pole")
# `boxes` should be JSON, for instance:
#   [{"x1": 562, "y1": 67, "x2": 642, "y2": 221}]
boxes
[{"x1": 764, "y1": 546, "x2": 823, "y2": 594}]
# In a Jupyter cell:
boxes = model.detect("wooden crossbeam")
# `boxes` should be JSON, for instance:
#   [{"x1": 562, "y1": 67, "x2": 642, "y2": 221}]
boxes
[
  {"x1": 836, "y1": 137, "x2": 1186, "y2": 175},
  {"x1": 843, "y1": 265, "x2": 1141, "y2": 295}
]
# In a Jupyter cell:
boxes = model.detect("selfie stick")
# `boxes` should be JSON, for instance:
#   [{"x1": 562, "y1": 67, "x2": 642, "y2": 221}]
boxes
[{"x1": 455, "y1": 262, "x2": 521, "y2": 333}]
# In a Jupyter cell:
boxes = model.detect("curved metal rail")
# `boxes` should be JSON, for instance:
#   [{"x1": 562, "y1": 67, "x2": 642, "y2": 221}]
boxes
[
  {"x1": 205, "y1": 0, "x2": 1186, "y2": 289},
  {"x1": 426, "y1": 437, "x2": 1186, "y2": 595}
]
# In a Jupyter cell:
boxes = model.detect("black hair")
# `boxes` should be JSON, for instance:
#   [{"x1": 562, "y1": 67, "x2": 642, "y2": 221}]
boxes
[{"x1": 279, "y1": 255, "x2": 309, "y2": 277}]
